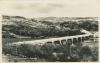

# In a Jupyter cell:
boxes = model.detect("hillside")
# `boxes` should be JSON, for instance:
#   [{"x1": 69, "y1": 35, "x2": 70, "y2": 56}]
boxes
[{"x1": 2, "y1": 15, "x2": 98, "y2": 38}]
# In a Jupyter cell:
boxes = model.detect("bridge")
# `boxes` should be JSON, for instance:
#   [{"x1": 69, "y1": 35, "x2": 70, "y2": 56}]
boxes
[{"x1": 9, "y1": 29, "x2": 94, "y2": 46}]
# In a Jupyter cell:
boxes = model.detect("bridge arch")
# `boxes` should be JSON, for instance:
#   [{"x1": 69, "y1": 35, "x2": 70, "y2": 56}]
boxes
[
  {"x1": 43, "y1": 34, "x2": 93, "y2": 46},
  {"x1": 61, "y1": 39, "x2": 67, "y2": 45}
]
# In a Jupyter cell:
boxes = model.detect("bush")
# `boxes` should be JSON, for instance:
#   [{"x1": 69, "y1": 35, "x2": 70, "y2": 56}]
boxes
[{"x1": 4, "y1": 43, "x2": 98, "y2": 62}]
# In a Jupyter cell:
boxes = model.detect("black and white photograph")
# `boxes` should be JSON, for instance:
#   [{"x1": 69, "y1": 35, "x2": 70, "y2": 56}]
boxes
[
  {"x1": 2, "y1": 16, "x2": 99, "y2": 62},
  {"x1": 0, "y1": 0, "x2": 100, "y2": 62}
]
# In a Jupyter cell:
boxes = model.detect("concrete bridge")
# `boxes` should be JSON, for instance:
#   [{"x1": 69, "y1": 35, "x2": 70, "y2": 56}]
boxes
[{"x1": 10, "y1": 29, "x2": 94, "y2": 46}]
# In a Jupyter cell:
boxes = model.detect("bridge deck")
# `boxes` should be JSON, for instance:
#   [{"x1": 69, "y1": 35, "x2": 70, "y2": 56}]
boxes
[{"x1": 9, "y1": 33, "x2": 93, "y2": 46}]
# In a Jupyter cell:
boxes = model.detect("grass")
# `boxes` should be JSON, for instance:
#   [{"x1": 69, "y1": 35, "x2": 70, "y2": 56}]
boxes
[{"x1": 2, "y1": 34, "x2": 99, "y2": 62}]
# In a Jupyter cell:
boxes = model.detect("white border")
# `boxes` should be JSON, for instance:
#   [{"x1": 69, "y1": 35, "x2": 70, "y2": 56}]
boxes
[{"x1": 0, "y1": 0, "x2": 100, "y2": 63}]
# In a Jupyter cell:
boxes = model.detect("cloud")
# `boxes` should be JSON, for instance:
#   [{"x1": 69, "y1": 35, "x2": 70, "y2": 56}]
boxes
[
  {"x1": 0, "y1": 0, "x2": 99, "y2": 17},
  {"x1": 11, "y1": 3, "x2": 64, "y2": 13}
]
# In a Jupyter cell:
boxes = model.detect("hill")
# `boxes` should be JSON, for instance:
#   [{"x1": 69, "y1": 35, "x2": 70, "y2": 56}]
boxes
[{"x1": 2, "y1": 15, "x2": 98, "y2": 38}]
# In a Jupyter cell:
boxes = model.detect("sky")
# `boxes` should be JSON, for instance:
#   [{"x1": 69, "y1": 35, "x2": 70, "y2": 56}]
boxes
[{"x1": 0, "y1": 0, "x2": 100, "y2": 18}]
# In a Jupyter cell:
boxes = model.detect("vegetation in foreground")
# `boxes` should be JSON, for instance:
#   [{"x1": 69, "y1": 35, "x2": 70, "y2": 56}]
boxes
[{"x1": 3, "y1": 41, "x2": 98, "y2": 62}]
